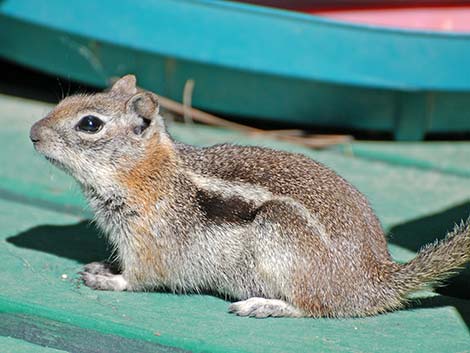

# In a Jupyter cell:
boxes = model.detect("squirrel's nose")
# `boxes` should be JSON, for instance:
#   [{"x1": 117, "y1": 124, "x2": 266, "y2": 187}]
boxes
[{"x1": 30, "y1": 122, "x2": 42, "y2": 143}]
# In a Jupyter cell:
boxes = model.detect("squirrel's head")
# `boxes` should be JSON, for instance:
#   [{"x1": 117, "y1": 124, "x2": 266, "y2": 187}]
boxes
[{"x1": 30, "y1": 75, "x2": 169, "y2": 190}]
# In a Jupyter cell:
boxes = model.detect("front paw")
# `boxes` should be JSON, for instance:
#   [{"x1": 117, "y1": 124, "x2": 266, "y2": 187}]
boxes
[
  {"x1": 82, "y1": 261, "x2": 117, "y2": 275},
  {"x1": 79, "y1": 262, "x2": 128, "y2": 291}
]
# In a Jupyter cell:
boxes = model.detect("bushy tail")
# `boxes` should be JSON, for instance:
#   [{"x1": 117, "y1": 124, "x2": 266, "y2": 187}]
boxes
[{"x1": 391, "y1": 218, "x2": 470, "y2": 301}]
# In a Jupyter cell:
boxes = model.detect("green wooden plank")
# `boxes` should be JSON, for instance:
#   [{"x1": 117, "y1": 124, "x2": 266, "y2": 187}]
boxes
[
  {"x1": 0, "y1": 335, "x2": 68, "y2": 353},
  {"x1": 1, "y1": 93, "x2": 470, "y2": 352},
  {"x1": 0, "y1": 310, "x2": 188, "y2": 353}
]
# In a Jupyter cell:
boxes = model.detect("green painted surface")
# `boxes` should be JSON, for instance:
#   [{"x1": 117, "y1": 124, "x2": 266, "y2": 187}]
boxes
[
  {"x1": 345, "y1": 142, "x2": 470, "y2": 178},
  {"x1": 1, "y1": 94, "x2": 470, "y2": 352}
]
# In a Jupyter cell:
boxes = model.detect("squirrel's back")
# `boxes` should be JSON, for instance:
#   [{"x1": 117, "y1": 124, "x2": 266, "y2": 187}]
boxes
[{"x1": 178, "y1": 143, "x2": 391, "y2": 260}]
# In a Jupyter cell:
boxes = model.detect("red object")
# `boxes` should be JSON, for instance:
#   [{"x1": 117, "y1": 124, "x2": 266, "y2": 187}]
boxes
[
  {"x1": 303, "y1": 6, "x2": 470, "y2": 32},
  {"x1": 238, "y1": 1, "x2": 470, "y2": 32}
]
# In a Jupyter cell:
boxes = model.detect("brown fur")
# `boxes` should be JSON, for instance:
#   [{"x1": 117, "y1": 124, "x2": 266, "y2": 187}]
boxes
[{"x1": 118, "y1": 138, "x2": 176, "y2": 208}]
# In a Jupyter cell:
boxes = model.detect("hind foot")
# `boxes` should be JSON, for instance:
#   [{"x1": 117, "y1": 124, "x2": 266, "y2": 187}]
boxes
[{"x1": 229, "y1": 297, "x2": 304, "y2": 318}]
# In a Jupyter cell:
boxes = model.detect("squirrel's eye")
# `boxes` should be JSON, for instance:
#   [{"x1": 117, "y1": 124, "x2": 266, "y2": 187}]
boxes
[{"x1": 76, "y1": 115, "x2": 104, "y2": 133}]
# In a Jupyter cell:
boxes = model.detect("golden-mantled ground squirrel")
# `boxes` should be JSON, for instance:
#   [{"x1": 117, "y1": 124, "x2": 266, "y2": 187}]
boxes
[{"x1": 30, "y1": 75, "x2": 470, "y2": 318}]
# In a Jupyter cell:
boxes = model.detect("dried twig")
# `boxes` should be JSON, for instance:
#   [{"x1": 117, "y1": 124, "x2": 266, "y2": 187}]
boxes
[
  {"x1": 159, "y1": 95, "x2": 352, "y2": 149},
  {"x1": 277, "y1": 134, "x2": 353, "y2": 148},
  {"x1": 159, "y1": 95, "x2": 263, "y2": 134}
]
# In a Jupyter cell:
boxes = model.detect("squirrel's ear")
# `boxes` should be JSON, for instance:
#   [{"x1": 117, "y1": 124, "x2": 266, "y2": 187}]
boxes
[
  {"x1": 126, "y1": 92, "x2": 159, "y2": 118},
  {"x1": 111, "y1": 75, "x2": 137, "y2": 95},
  {"x1": 126, "y1": 92, "x2": 162, "y2": 137}
]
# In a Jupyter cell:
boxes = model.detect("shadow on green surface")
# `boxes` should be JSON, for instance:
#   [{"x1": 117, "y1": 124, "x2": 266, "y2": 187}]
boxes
[
  {"x1": 388, "y1": 201, "x2": 470, "y2": 300},
  {"x1": 7, "y1": 220, "x2": 111, "y2": 264}
]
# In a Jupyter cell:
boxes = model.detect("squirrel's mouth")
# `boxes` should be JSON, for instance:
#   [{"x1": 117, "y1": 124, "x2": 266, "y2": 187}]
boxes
[{"x1": 45, "y1": 156, "x2": 67, "y2": 171}]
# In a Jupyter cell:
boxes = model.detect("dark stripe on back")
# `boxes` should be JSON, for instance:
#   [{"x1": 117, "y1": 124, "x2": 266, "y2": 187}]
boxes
[{"x1": 195, "y1": 189, "x2": 258, "y2": 225}]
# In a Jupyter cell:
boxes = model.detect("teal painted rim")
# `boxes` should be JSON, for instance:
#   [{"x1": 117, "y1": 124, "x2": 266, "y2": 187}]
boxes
[{"x1": 1, "y1": 0, "x2": 470, "y2": 91}]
